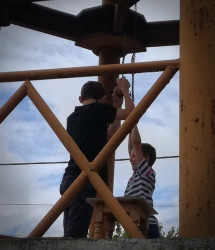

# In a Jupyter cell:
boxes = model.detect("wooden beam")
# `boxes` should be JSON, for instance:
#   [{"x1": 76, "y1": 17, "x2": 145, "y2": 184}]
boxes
[
  {"x1": 0, "y1": 59, "x2": 180, "y2": 83},
  {"x1": 27, "y1": 66, "x2": 178, "y2": 238},
  {"x1": 0, "y1": 81, "x2": 27, "y2": 123}
]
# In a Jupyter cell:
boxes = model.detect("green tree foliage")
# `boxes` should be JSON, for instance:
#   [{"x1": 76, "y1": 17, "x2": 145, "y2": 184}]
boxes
[
  {"x1": 159, "y1": 222, "x2": 179, "y2": 238},
  {"x1": 112, "y1": 221, "x2": 129, "y2": 239},
  {"x1": 113, "y1": 221, "x2": 179, "y2": 239}
]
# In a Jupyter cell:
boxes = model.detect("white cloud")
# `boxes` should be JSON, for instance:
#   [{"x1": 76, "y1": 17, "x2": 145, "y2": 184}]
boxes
[
  {"x1": 38, "y1": 0, "x2": 102, "y2": 16},
  {"x1": 138, "y1": 0, "x2": 180, "y2": 22}
]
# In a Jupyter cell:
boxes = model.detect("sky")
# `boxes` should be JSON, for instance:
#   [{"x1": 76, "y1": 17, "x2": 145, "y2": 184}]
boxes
[{"x1": 0, "y1": 0, "x2": 180, "y2": 237}]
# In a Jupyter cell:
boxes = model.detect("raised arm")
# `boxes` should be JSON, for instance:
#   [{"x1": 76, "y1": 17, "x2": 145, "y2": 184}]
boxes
[
  {"x1": 129, "y1": 125, "x2": 144, "y2": 164},
  {"x1": 114, "y1": 77, "x2": 134, "y2": 120},
  {"x1": 108, "y1": 86, "x2": 123, "y2": 139}
]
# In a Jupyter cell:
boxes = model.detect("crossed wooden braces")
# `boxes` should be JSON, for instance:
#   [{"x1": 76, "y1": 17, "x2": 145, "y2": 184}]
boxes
[{"x1": 0, "y1": 60, "x2": 179, "y2": 238}]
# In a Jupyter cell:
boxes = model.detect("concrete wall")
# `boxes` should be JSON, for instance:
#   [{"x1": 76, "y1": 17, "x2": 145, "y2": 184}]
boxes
[{"x1": 0, "y1": 238, "x2": 215, "y2": 250}]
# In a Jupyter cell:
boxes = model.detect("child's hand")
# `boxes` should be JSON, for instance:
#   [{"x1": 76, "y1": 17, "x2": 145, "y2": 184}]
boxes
[
  {"x1": 112, "y1": 87, "x2": 123, "y2": 108},
  {"x1": 116, "y1": 77, "x2": 130, "y2": 95},
  {"x1": 115, "y1": 86, "x2": 123, "y2": 97}
]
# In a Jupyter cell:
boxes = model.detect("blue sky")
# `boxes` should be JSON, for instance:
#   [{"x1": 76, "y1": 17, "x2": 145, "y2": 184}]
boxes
[{"x1": 0, "y1": 0, "x2": 180, "y2": 237}]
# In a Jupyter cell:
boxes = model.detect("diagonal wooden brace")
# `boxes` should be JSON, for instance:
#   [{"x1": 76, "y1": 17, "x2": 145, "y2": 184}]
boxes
[
  {"x1": 25, "y1": 80, "x2": 143, "y2": 238},
  {"x1": 0, "y1": 81, "x2": 27, "y2": 123},
  {"x1": 23, "y1": 66, "x2": 177, "y2": 238}
]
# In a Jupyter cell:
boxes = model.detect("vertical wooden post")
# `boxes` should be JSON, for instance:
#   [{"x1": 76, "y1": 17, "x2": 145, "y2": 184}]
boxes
[
  {"x1": 90, "y1": 0, "x2": 122, "y2": 238},
  {"x1": 99, "y1": 0, "x2": 124, "y2": 193},
  {"x1": 180, "y1": 0, "x2": 215, "y2": 237},
  {"x1": 98, "y1": 47, "x2": 121, "y2": 105},
  {"x1": 98, "y1": 47, "x2": 121, "y2": 192}
]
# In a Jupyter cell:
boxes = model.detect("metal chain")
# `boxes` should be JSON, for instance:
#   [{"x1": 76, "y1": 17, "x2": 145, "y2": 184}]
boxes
[
  {"x1": 131, "y1": 3, "x2": 137, "y2": 102},
  {"x1": 131, "y1": 52, "x2": 136, "y2": 102},
  {"x1": 121, "y1": 1, "x2": 128, "y2": 78},
  {"x1": 121, "y1": 2, "x2": 137, "y2": 102}
]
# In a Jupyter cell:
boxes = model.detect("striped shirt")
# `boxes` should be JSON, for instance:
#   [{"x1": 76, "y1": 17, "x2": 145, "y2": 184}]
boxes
[{"x1": 124, "y1": 159, "x2": 158, "y2": 225}]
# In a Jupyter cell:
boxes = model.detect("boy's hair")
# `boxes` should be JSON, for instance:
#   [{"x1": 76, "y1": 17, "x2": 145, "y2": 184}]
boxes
[
  {"x1": 141, "y1": 143, "x2": 156, "y2": 166},
  {"x1": 81, "y1": 81, "x2": 106, "y2": 101}
]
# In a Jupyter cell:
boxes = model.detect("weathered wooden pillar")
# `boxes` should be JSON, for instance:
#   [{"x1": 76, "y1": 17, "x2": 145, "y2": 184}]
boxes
[
  {"x1": 98, "y1": 47, "x2": 121, "y2": 191},
  {"x1": 180, "y1": 0, "x2": 215, "y2": 237},
  {"x1": 75, "y1": 0, "x2": 146, "y2": 238},
  {"x1": 89, "y1": 0, "x2": 122, "y2": 238},
  {"x1": 98, "y1": 0, "x2": 122, "y2": 192},
  {"x1": 98, "y1": 47, "x2": 121, "y2": 105}
]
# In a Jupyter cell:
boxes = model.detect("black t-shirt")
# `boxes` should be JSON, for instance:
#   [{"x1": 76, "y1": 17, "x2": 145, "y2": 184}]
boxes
[{"x1": 64, "y1": 102, "x2": 117, "y2": 184}]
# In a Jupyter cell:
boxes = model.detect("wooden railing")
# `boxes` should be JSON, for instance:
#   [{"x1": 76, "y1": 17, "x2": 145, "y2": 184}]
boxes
[{"x1": 0, "y1": 59, "x2": 179, "y2": 238}]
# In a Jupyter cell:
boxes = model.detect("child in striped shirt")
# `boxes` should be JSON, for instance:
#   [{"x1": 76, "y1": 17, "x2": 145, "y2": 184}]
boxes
[{"x1": 124, "y1": 125, "x2": 160, "y2": 239}]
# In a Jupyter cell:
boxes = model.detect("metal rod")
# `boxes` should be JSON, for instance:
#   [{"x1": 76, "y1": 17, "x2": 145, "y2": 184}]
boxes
[{"x1": 0, "y1": 59, "x2": 180, "y2": 83}]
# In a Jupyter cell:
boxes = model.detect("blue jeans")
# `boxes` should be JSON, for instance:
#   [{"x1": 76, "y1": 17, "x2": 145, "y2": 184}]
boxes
[
  {"x1": 147, "y1": 223, "x2": 160, "y2": 239},
  {"x1": 60, "y1": 178, "x2": 96, "y2": 238}
]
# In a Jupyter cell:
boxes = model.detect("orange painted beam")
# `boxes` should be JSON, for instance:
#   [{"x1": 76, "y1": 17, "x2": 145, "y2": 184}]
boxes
[
  {"x1": 0, "y1": 82, "x2": 27, "y2": 123},
  {"x1": 25, "y1": 80, "x2": 143, "y2": 239},
  {"x1": 180, "y1": 0, "x2": 215, "y2": 237},
  {"x1": 0, "y1": 59, "x2": 180, "y2": 83},
  {"x1": 26, "y1": 66, "x2": 177, "y2": 238}
]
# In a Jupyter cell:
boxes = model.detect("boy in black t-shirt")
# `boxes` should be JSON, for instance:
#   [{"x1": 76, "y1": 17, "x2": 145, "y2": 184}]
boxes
[{"x1": 60, "y1": 77, "x2": 134, "y2": 238}]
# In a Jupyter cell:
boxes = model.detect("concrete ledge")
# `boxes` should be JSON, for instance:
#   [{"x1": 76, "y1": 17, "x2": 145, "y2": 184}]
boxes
[{"x1": 0, "y1": 237, "x2": 215, "y2": 250}]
